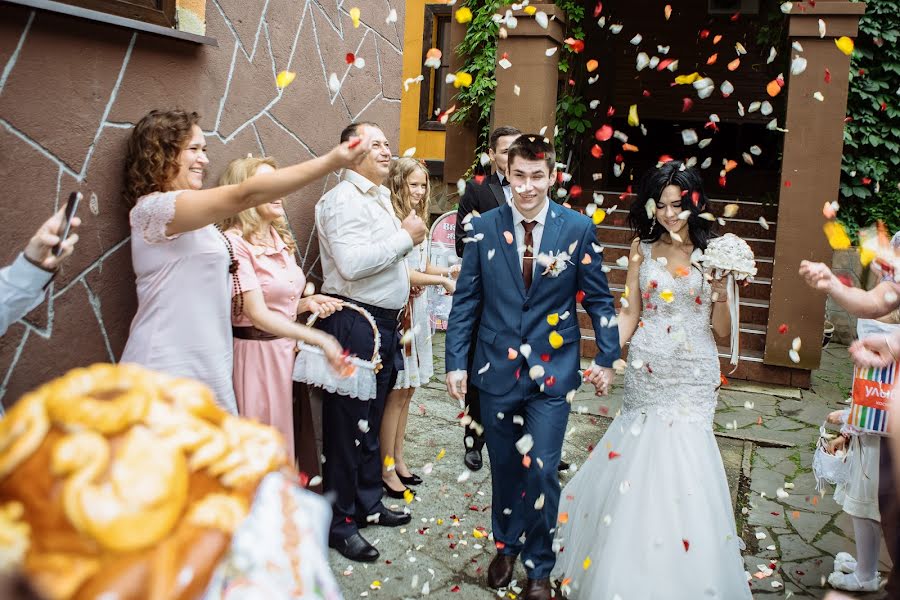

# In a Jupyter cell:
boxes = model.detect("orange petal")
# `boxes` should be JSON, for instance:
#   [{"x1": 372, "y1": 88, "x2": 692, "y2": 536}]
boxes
[{"x1": 727, "y1": 58, "x2": 740, "y2": 71}]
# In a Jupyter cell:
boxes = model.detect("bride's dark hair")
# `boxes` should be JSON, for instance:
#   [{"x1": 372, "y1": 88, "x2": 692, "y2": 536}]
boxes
[{"x1": 627, "y1": 160, "x2": 717, "y2": 251}]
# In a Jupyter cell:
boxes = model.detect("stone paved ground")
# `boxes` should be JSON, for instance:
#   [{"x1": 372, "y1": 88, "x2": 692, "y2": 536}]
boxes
[{"x1": 329, "y1": 335, "x2": 891, "y2": 599}]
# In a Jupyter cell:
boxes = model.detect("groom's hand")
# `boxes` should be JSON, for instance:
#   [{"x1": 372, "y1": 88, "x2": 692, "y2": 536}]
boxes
[
  {"x1": 583, "y1": 364, "x2": 615, "y2": 396},
  {"x1": 446, "y1": 370, "x2": 468, "y2": 402}
]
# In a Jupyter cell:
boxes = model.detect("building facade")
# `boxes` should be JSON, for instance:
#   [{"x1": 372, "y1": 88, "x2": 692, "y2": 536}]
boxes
[{"x1": 0, "y1": 0, "x2": 405, "y2": 406}]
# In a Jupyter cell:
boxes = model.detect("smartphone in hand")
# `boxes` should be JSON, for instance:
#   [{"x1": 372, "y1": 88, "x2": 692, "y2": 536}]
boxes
[{"x1": 53, "y1": 192, "x2": 81, "y2": 257}]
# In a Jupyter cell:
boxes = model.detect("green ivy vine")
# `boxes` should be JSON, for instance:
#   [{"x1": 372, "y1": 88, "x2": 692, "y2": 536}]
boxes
[{"x1": 837, "y1": 0, "x2": 900, "y2": 239}]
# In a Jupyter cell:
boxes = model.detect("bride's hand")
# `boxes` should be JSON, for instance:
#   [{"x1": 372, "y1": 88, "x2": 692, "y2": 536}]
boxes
[
  {"x1": 827, "y1": 435, "x2": 848, "y2": 455},
  {"x1": 710, "y1": 277, "x2": 729, "y2": 303}
]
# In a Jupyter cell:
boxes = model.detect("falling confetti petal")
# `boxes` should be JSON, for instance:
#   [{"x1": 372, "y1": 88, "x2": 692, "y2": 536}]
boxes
[
  {"x1": 535, "y1": 11, "x2": 549, "y2": 29},
  {"x1": 455, "y1": 7, "x2": 472, "y2": 23},
  {"x1": 835, "y1": 36, "x2": 854, "y2": 55},
  {"x1": 766, "y1": 79, "x2": 782, "y2": 97},
  {"x1": 724, "y1": 204, "x2": 739, "y2": 218},
  {"x1": 545, "y1": 46, "x2": 558, "y2": 57},
  {"x1": 328, "y1": 72, "x2": 341, "y2": 93},
  {"x1": 681, "y1": 129, "x2": 698, "y2": 145},
  {"x1": 792, "y1": 337, "x2": 802, "y2": 352},
  {"x1": 549, "y1": 331, "x2": 564, "y2": 349},
  {"x1": 630, "y1": 34, "x2": 642, "y2": 45},
  {"x1": 628, "y1": 104, "x2": 639, "y2": 126},
  {"x1": 824, "y1": 221, "x2": 851, "y2": 249},
  {"x1": 349, "y1": 7, "x2": 361, "y2": 28},
  {"x1": 791, "y1": 56, "x2": 808, "y2": 75},
  {"x1": 780, "y1": 2, "x2": 793, "y2": 13},
  {"x1": 276, "y1": 70, "x2": 296, "y2": 88},
  {"x1": 659, "y1": 289, "x2": 675, "y2": 303},
  {"x1": 759, "y1": 217, "x2": 770, "y2": 230},
  {"x1": 813, "y1": 91, "x2": 824, "y2": 101},
  {"x1": 386, "y1": 8, "x2": 397, "y2": 23},
  {"x1": 636, "y1": 52, "x2": 650, "y2": 71},
  {"x1": 583, "y1": 557, "x2": 592, "y2": 570},
  {"x1": 789, "y1": 349, "x2": 800, "y2": 363}
]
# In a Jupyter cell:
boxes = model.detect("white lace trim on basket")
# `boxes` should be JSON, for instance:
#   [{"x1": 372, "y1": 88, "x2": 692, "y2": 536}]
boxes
[{"x1": 293, "y1": 343, "x2": 379, "y2": 401}]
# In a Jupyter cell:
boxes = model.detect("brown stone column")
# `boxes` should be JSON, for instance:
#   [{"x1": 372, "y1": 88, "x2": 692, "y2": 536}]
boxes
[
  {"x1": 492, "y1": 4, "x2": 566, "y2": 135},
  {"x1": 764, "y1": 1, "x2": 866, "y2": 370}
]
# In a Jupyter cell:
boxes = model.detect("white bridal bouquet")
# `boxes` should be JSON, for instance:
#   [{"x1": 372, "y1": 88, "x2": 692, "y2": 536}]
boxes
[{"x1": 696, "y1": 233, "x2": 757, "y2": 367}]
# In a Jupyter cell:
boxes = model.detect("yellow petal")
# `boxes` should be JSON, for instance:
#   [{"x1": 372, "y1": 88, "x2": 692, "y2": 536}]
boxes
[
  {"x1": 547, "y1": 313, "x2": 560, "y2": 326},
  {"x1": 436, "y1": 448, "x2": 446, "y2": 460},
  {"x1": 860, "y1": 247, "x2": 876, "y2": 267},
  {"x1": 549, "y1": 331, "x2": 564, "y2": 349},
  {"x1": 592, "y1": 208, "x2": 607, "y2": 225},
  {"x1": 473, "y1": 528, "x2": 484, "y2": 538},
  {"x1": 349, "y1": 7, "x2": 361, "y2": 28},
  {"x1": 523, "y1": 5, "x2": 537, "y2": 15},
  {"x1": 383, "y1": 455, "x2": 395, "y2": 468},
  {"x1": 835, "y1": 36, "x2": 854, "y2": 56},
  {"x1": 583, "y1": 556, "x2": 592, "y2": 570},
  {"x1": 455, "y1": 7, "x2": 473, "y2": 23},
  {"x1": 659, "y1": 289, "x2": 675, "y2": 303},
  {"x1": 823, "y1": 221, "x2": 851, "y2": 249},
  {"x1": 628, "y1": 104, "x2": 640, "y2": 126},
  {"x1": 674, "y1": 72, "x2": 702, "y2": 85},
  {"x1": 371, "y1": 580, "x2": 382, "y2": 589},
  {"x1": 276, "y1": 70, "x2": 296, "y2": 89},
  {"x1": 403, "y1": 488, "x2": 414, "y2": 504},
  {"x1": 623, "y1": 284, "x2": 630, "y2": 299}
]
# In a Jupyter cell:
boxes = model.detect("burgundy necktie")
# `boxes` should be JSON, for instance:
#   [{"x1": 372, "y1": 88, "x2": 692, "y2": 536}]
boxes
[{"x1": 522, "y1": 220, "x2": 537, "y2": 290}]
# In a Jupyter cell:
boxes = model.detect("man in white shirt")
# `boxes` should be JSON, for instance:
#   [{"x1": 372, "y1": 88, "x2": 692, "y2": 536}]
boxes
[
  {"x1": 0, "y1": 207, "x2": 81, "y2": 337},
  {"x1": 314, "y1": 122, "x2": 428, "y2": 562}
]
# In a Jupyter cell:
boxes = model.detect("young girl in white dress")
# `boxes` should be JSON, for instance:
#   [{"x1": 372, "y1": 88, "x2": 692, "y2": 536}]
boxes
[
  {"x1": 379, "y1": 158, "x2": 458, "y2": 499},
  {"x1": 552, "y1": 161, "x2": 752, "y2": 599}
]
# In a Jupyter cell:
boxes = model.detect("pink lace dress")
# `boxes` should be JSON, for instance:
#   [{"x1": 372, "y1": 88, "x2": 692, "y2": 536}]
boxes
[
  {"x1": 120, "y1": 191, "x2": 237, "y2": 413},
  {"x1": 227, "y1": 227, "x2": 306, "y2": 464}
]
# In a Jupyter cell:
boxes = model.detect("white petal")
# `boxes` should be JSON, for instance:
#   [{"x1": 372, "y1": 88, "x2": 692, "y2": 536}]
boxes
[
  {"x1": 535, "y1": 11, "x2": 549, "y2": 29},
  {"x1": 545, "y1": 46, "x2": 558, "y2": 57},
  {"x1": 630, "y1": 34, "x2": 642, "y2": 45}
]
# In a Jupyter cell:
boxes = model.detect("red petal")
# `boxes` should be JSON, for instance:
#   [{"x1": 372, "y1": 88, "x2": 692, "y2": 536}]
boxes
[
  {"x1": 576, "y1": 290, "x2": 586, "y2": 303},
  {"x1": 778, "y1": 324, "x2": 788, "y2": 334},
  {"x1": 824, "y1": 68, "x2": 832, "y2": 84},
  {"x1": 346, "y1": 52, "x2": 355, "y2": 64},
  {"x1": 699, "y1": 29, "x2": 710, "y2": 39},
  {"x1": 691, "y1": 190, "x2": 701, "y2": 206},
  {"x1": 682, "y1": 97, "x2": 694, "y2": 112},
  {"x1": 683, "y1": 539, "x2": 690, "y2": 551},
  {"x1": 451, "y1": 585, "x2": 461, "y2": 592},
  {"x1": 591, "y1": 144, "x2": 603, "y2": 158},
  {"x1": 541, "y1": 353, "x2": 551, "y2": 362},
  {"x1": 718, "y1": 175, "x2": 727, "y2": 188},
  {"x1": 475, "y1": 174, "x2": 486, "y2": 185},
  {"x1": 545, "y1": 375, "x2": 557, "y2": 387},
  {"x1": 784, "y1": 180, "x2": 791, "y2": 187},
  {"x1": 570, "y1": 184, "x2": 583, "y2": 199},
  {"x1": 608, "y1": 451, "x2": 620, "y2": 459},
  {"x1": 730, "y1": 11, "x2": 740, "y2": 21},
  {"x1": 642, "y1": 89, "x2": 651, "y2": 97},
  {"x1": 496, "y1": 541, "x2": 506, "y2": 550},
  {"x1": 593, "y1": 1, "x2": 603, "y2": 17},
  {"x1": 656, "y1": 59, "x2": 674, "y2": 71},
  {"x1": 607, "y1": 106, "x2": 616, "y2": 117},
  {"x1": 595, "y1": 125, "x2": 614, "y2": 141}
]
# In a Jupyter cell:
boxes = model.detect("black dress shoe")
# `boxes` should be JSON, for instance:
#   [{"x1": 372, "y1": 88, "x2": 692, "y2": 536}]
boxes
[
  {"x1": 464, "y1": 448, "x2": 483, "y2": 471},
  {"x1": 357, "y1": 505, "x2": 411, "y2": 528},
  {"x1": 398, "y1": 472, "x2": 423, "y2": 486},
  {"x1": 487, "y1": 553, "x2": 517, "y2": 589},
  {"x1": 382, "y1": 480, "x2": 414, "y2": 499},
  {"x1": 522, "y1": 578, "x2": 551, "y2": 600},
  {"x1": 558, "y1": 460, "x2": 570, "y2": 472},
  {"x1": 329, "y1": 532, "x2": 379, "y2": 562}
]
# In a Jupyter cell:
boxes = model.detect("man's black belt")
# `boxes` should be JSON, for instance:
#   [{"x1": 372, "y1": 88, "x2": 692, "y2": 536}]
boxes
[{"x1": 330, "y1": 295, "x2": 402, "y2": 322}]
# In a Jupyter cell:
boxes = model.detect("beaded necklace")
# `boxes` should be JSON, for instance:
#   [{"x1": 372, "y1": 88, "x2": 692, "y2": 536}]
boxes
[{"x1": 215, "y1": 224, "x2": 243, "y2": 317}]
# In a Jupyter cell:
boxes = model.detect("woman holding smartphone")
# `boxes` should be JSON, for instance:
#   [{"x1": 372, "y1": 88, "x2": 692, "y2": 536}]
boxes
[{"x1": 120, "y1": 109, "x2": 367, "y2": 413}]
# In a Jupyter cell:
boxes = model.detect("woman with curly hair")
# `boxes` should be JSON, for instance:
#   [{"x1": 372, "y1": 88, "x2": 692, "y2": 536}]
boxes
[
  {"x1": 378, "y1": 158, "x2": 459, "y2": 498},
  {"x1": 217, "y1": 156, "x2": 345, "y2": 463},
  {"x1": 120, "y1": 109, "x2": 367, "y2": 413}
]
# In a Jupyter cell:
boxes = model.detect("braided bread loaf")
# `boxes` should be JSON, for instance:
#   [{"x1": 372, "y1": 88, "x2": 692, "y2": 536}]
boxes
[{"x1": 0, "y1": 364, "x2": 288, "y2": 600}]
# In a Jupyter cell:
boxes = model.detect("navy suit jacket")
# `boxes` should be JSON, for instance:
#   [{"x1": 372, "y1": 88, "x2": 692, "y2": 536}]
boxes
[{"x1": 446, "y1": 202, "x2": 620, "y2": 397}]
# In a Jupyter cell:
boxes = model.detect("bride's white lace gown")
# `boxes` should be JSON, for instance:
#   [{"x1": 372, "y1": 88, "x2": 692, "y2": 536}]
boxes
[{"x1": 552, "y1": 241, "x2": 751, "y2": 599}]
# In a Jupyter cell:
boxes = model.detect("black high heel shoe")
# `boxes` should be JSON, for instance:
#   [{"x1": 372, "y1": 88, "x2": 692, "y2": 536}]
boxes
[
  {"x1": 398, "y1": 472, "x2": 423, "y2": 486},
  {"x1": 382, "y1": 480, "x2": 413, "y2": 499}
]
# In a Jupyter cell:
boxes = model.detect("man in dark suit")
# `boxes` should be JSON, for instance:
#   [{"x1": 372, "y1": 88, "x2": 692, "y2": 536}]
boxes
[{"x1": 455, "y1": 126, "x2": 521, "y2": 471}]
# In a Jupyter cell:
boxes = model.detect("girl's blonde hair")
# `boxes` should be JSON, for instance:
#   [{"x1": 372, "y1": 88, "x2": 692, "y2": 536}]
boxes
[
  {"x1": 388, "y1": 158, "x2": 431, "y2": 223},
  {"x1": 217, "y1": 156, "x2": 297, "y2": 254}
]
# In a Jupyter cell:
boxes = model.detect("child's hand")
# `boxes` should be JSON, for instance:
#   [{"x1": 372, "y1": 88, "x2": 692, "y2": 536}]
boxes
[
  {"x1": 827, "y1": 436, "x2": 848, "y2": 455},
  {"x1": 826, "y1": 410, "x2": 845, "y2": 425}
]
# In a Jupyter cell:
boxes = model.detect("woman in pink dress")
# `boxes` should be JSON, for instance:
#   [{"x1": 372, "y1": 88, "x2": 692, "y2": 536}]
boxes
[
  {"x1": 218, "y1": 156, "x2": 344, "y2": 464},
  {"x1": 120, "y1": 109, "x2": 364, "y2": 413}
]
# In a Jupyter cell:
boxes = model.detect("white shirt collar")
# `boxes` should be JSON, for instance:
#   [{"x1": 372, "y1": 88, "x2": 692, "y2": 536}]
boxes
[
  {"x1": 343, "y1": 169, "x2": 389, "y2": 198},
  {"x1": 510, "y1": 198, "x2": 550, "y2": 227}
]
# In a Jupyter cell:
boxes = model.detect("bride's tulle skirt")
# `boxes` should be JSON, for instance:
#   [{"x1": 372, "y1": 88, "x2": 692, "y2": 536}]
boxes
[{"x1": 551, "y1": 409, "x2": 752, "y2": 600}]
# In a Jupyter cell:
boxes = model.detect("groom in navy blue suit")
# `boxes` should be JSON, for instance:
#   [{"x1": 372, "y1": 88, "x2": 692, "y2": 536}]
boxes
[{"x1": 445, "y1": 135, "x2": 620, "y2": 600}]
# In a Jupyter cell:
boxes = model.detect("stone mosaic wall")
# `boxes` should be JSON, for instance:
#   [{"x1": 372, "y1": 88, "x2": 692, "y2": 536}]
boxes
[{"x1": 0, "y1": 0, "x2": 404, "y2": 406}]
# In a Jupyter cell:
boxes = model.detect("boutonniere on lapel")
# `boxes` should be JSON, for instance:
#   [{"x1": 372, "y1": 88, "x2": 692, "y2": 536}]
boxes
[{"x1": 537, "y1": 250, "x2": 572, "y2": 278}]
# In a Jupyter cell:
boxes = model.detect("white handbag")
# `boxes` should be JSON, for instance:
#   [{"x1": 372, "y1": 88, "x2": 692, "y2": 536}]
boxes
[
  {"x1": 812, "y1": 422, "x2": 852, "y2": 493},
  {"x1": 292, "y1": 302, "x2": 381, "y2": 401}
]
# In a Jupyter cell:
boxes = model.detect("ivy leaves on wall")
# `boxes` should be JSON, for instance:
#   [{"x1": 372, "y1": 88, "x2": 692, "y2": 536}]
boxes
[{"x1": 838, "y1": 0, "x2": 900, "y2": 239}]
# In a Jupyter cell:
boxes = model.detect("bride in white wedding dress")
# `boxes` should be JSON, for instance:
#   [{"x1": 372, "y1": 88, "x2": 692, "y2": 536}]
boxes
[{"x1": 552, "y1": 162, "x2": 751, "y2": 599}]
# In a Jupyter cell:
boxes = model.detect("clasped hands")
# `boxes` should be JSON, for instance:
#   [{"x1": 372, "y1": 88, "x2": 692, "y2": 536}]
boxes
[{"x1": 445, "y1": 363, "x2": 615, "y2": 401}]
